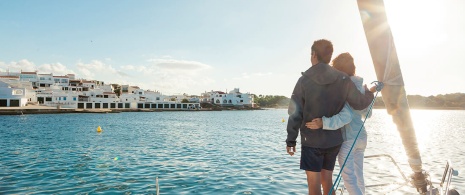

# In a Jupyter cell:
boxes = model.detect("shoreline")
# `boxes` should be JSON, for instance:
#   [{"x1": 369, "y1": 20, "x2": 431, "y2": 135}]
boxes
[
  {"x1": 262, "y1": 106, "x2": 465, "y2": 110},
  {"x1": 0, "y1": 105, "x2": 264, "y2": 115},
  {"x1": 1, "y1": 105, "x2": 463, "y2": 115}
]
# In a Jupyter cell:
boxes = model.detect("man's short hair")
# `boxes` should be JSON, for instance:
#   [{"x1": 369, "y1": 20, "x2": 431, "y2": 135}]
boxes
[
  {"x1": 332, "y1": 52, "x2": 356, "y2": 76},
  {"x1": 311, "y1": 39, "x2": 333, "y2": 64}
]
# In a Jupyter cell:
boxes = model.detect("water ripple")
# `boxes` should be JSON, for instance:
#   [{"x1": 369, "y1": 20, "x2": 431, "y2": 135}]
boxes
[{"x1": 0, "y1": 110, "x2": 463, "y2": 194}]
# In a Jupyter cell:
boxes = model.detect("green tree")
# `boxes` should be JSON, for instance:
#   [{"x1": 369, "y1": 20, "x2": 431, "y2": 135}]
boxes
[
  {"x1": 254, "y1": 95, "x2": 290, "y2": 108},
  {"x1": 111, "y1": 84, "x2": 121, "y2": 97}
]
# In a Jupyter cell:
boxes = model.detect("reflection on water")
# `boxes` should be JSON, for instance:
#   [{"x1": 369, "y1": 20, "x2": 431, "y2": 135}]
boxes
[{"x1": 0, "y1": 109, "x2": 463, "y2": 194}]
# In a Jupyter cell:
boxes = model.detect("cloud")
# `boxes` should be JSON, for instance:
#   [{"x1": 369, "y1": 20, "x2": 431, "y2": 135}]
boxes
[
  {"x1": 76, "y1": 60, "x2": 117, "y2": 80},
  {"x1": 116, "y1": 71, "x2": 130, "y2": 77},
  {"x1": 1, "y1": 58, "x2": 216, "y2": 95},
  {"x1": 233, "y1": 72, "x2": 273, "y2": 80},
  {"x1": 38, "y1": 63, "x2": 75, "y2": 75},
  {"x1": 148, "y1": 59, "x2": 211, "y2": 71},
  {"x1": 120, "y1": 65, "x2": 135, "y2": 70},
  {"x1": 0, "y1": 59, "x2": 36, "y2": 72},
  {"x1": 113, "y1": 58, "x2": 215, "y2": 94}
]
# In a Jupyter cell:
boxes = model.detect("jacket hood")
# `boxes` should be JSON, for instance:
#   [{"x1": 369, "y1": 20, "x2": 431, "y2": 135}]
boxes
[{"x1": 302, "y1": 63, "x2": 343, "y2": 85}]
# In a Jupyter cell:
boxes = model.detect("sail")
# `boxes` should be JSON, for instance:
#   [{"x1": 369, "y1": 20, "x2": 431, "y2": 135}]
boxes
[{"x1": 356, "y1": 0, "x2": 423, "y2": 173}]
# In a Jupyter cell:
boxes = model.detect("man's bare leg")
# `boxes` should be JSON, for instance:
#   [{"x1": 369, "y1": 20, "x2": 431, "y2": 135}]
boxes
[
  {"x1": 306, "y1": 170, "x2": 322, "y2": 195},
  {"x1": 321, "y1": 169, "x2": 335, "y2": 195}
]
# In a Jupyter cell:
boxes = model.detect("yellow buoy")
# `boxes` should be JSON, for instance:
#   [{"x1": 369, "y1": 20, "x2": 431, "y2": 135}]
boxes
[
  {"x1": 282, "y1": 118, "x2": 285, "y2": 123},
  {"x1": 97, "y1": 126, "x2": 102, "y2": 133}
]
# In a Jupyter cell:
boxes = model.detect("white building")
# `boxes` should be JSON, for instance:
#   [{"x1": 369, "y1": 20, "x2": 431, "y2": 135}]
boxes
[
  {"x1": 121, "y1": 85, "x2": 140, "y2": 94},
  {"x1": 82, "y1": 81, "x2": 96, "y2": 89},
  {"x1": 53, "y1": 76, "x2": 70, "y2": 87},
  {"x1": 66, "y1": 74, "x2": 76, "y2": 80},
  {"x1": 81, "y1": 87, "x2": 119, "y2": 103},
  {"x1": 38, "y1": 73, "x2": 54, "y2": 87},
  {"x1": 20, "y1": 71, "x2": 39, "y2": 88},
  {"x1": 36, "y1": 85, "x2": 79, "y2": 107},
  {"x1": 0, "y1": 79, "x2": 31, "y2": 107},
  {"x1": 201, "y1": 88, "x2": 254, "y2": 107},
  {"x1": 120, "y1": 88, "x2": 163, "y2": 102}
]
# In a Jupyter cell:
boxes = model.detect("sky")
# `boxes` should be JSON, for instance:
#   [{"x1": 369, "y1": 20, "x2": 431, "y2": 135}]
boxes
[{"x1": 1, "y1": 0, "x2": 464, "y2": 96}]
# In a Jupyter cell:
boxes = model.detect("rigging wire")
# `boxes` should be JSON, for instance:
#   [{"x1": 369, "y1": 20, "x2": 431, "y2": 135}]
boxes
[{"x1": 329, "y1": 81, "x2": 384, "y2": 195}]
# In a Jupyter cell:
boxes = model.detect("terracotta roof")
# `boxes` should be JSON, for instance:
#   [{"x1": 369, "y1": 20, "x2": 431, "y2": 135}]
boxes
[
  {"x1": 21, "y1": 71, "x2": 37, "y2": 74},
  {"x1": 0, "y1": 76, "x2": 20, "y2": 79}
]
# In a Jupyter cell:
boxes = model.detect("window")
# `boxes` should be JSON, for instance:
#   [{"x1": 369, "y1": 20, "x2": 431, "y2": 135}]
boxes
[
  {"x1": 63, "y1": 97, "x2": 67, "y2": 101},
  {"x1": 73, "y1": 97, "x2": 77, "y2": 101}
]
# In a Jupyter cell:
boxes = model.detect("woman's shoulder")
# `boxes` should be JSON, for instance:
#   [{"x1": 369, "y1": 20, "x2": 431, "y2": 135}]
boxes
[{"x1": 350, "y1": 76, "x2": 365, "y2": 93}]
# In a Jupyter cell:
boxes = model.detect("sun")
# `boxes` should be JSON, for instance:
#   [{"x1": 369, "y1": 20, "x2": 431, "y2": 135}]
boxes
[{"x1": 383, "y1": 0, "x2": 447, "y2": 52}]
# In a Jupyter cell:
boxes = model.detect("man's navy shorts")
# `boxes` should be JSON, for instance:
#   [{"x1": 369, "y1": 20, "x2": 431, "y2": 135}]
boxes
[{"x1": 300, "y1": 144, "x2": 341, "y2": 172}]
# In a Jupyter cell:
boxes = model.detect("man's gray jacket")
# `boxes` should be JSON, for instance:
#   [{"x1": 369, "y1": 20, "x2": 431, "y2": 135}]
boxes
[{"x1": 286, "y1": 63, "x2": 374, "y2": 148}]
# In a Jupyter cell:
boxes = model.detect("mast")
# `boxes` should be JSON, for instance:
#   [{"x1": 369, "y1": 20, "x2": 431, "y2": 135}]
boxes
[{"x1": 356, "y1": 0, "x2": 428, "y2": 193}]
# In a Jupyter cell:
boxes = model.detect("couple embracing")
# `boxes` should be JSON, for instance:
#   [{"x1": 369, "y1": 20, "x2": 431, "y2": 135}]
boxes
[{"x1": 286, "y1": 39, "x2": 377, "y2": 195}]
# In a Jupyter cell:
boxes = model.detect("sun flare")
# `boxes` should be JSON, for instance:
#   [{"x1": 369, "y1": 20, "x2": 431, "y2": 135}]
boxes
[{"x1": 384, "y1": 0, "x2": 447, "y2": 51}]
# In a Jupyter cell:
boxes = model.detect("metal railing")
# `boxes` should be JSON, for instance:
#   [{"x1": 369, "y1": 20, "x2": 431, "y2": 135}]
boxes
[{"x1": 336, "y1": 154, "x2": 459, "y2": 195}]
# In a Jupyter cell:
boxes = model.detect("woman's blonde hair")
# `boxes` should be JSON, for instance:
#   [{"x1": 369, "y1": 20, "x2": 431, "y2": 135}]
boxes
[{"x1": 331, "y1": 52, "x2": 356, "y2": 76}]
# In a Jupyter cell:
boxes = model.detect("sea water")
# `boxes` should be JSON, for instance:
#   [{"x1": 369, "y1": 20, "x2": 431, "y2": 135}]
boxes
[{"x1": 0, "y1": 109, "x2": 463, "y2": 194}]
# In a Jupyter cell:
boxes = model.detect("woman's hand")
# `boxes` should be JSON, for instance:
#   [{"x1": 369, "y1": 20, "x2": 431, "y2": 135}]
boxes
[
  {"x1": 305, "y1": 118, "x2": 323, "y2": 129},
  {"x1": 369, "y1": 85, "x2": 377, "y2": 93}
]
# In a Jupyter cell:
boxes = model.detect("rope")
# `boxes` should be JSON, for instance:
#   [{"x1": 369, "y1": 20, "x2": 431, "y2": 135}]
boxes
[{"x1": 329, "y1": 81, "x2": 383, "y2": 195}]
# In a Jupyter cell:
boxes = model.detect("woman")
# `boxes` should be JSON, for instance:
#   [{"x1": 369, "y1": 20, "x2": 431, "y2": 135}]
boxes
[{"x1": 306, "y1": 52, "x2": 376, "y2": 195}]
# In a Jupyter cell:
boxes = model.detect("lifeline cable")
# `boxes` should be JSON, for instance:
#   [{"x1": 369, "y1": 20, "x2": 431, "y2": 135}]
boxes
[{"x1": 328, "y1": 81, "x2": 384, "y2": 195}]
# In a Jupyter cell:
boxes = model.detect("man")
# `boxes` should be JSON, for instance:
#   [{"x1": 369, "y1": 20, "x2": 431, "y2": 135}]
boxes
[{"x1": 286, "y1": 39, "x2": 374, "y2": 195}]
